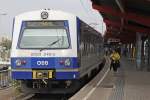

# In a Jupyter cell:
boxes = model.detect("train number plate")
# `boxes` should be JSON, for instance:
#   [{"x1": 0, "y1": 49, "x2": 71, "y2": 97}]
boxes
[{"x1": 32, "y1": 70, "x2": 54, "y2": 79}]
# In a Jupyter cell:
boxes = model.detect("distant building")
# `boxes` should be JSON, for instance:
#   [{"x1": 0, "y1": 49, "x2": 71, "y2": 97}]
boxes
[
  {"x1": 0, "y1": 36, "x2": 11, "y2": 61},
  {"x1": 0, "y1": 36, "x2": 11, "y2": 42}
]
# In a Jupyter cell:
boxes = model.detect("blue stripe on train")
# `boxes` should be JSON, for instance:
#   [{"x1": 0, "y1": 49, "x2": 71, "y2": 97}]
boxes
[
  {"x1": 56, "y1": 72, "x2": 79, "y2": 79},
  {"x1": 11, "y1": 57, "x2": 79, "y2": 69},
  {"x1": 12, "y1": 71, "x2": 32, "y2": 79},
  {"x1": 12, "y1": 71, "x2": 79, "y2": 80}
]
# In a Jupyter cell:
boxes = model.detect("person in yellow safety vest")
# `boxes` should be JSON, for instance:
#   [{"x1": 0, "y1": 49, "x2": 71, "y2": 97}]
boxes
[{"x1": 110, "y1": 50, "x2": 120, "y2": 72}]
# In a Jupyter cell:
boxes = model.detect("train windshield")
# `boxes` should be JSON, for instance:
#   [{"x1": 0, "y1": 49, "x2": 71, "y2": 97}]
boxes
[{"x1": 19, "y1": 21, "x2": 70, "y2": 49}]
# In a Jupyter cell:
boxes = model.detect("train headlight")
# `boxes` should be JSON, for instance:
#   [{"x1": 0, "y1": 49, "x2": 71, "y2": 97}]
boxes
[
  {"x1": 41, "y1": 11, "x2": 49, "y2": 19},
  {"x1": 64, "y1": 58, "x2": 71, "y2": 66},
  {"x1": 15, "y1": 59, "x2": 22, "y2": 66}
]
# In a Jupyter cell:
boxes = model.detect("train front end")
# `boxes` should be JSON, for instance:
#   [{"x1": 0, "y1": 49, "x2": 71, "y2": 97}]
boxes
[{"x1": 11, "y1": 10, "x2": 79, "y2": 93}]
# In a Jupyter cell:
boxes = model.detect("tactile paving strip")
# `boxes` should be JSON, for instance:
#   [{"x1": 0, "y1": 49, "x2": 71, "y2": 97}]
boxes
[{"x1": 108, "y1": 69, "x2": 125, "y2": 100}]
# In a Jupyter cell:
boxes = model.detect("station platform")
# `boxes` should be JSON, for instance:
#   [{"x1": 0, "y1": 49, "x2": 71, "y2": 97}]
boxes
[{"x1": 70, "y1": 57, "x2": 150, "y2": 100}]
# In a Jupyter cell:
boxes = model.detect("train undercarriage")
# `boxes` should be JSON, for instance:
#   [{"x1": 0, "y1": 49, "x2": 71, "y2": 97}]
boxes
[{"x1": 20, "y1": 79, "x2": 83, "y2": 94}]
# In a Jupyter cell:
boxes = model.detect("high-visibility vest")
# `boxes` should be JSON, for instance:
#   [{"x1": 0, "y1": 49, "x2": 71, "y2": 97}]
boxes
[{"x1": 110, "y1": 52, "x2": 120, "y2": 61}]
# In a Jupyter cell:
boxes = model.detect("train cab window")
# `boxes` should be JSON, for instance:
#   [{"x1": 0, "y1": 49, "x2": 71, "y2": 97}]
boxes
[{"x1": 19, "y1": 21, "x2": 70, "y2": 49}]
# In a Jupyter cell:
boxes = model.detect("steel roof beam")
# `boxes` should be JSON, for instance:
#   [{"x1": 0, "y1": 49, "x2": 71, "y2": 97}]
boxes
[
  {"x1": 104, "y1": 19, "x2": 150, "y2": 33},
  {"x1": 106, "y1": 29, "x2": 135, "y2": 35},
  {"x1": 115, "y1": 0, "x2": 125, "y2": 31},
  {"x1": 104, "y1": 33, "x2": 136, "y2": 43},
  {"x1": 115, "y1": 0, "x2": 125, "y2": 13},
  {"x1": 92, "y1": 4, "x2": 150, "y2": 27}
]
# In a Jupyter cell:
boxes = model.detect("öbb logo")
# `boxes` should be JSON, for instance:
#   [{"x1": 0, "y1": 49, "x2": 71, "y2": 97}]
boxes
[{"x1": 37, "y1": 61, "x2": 48, "y2": 66}]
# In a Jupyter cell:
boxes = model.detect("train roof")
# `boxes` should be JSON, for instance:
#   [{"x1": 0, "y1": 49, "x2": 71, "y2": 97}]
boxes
[
  {"x1": 15, "y1": 9, "x2": 76, "y2": 19},
  {"x1": 14, "y1": 9, "x2": 103, "y2": 36}
]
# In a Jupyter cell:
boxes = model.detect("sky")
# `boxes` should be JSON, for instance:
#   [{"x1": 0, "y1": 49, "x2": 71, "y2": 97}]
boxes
[{"x1": 0, "y1": 0, "x2": 106, "y2": 38}]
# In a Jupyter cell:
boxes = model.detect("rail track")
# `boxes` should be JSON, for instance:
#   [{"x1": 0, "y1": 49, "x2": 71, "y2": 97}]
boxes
[{"x1": 18, "y1": 93, "x2": 72, "y2": 100}]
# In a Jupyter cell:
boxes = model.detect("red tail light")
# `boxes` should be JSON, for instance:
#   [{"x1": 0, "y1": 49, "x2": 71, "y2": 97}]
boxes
[
  {"x1": 16, "y1": 59, "x2": 26, "y2": 66},
  {"x1": 21, "y1": 60, "x2": 26, "y2": 65},
  {"x1": 59, "y1": 60, "x2": 64, "y2": 65}
]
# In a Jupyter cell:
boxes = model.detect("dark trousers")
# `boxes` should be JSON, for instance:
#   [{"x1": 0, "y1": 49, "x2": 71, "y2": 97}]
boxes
[{"x1": 110, "y1": 60, "x2": 120, "y2": 72}]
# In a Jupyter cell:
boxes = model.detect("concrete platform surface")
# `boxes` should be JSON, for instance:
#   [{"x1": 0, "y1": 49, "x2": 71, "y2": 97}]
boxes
[{"x1": 70, "y1": 57, "x2": 150, "y2": 100}]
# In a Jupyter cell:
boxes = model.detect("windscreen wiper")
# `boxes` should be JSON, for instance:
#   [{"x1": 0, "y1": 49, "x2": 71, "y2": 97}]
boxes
[
  {"x1": 48, "y1": 39, "x2": 60, "y2": 47},
  {"x1": 40, "y1": 39, "x2": 60, "y2": 51}
]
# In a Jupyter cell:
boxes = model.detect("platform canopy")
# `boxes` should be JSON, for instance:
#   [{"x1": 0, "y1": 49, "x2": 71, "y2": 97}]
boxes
[{"x1": 91, "y1": 0, "x2": 150, "y2": 43}]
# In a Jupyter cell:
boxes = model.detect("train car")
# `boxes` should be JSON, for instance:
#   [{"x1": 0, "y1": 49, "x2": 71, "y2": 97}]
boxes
[{"x1": 11, "y1": 9, "x2": 104, "y2": 94}]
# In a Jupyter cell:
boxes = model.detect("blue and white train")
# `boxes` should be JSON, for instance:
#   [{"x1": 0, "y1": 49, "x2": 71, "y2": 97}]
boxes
[{"x1": 11, "y1": 9, "x2": 104, "y2": 93}]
